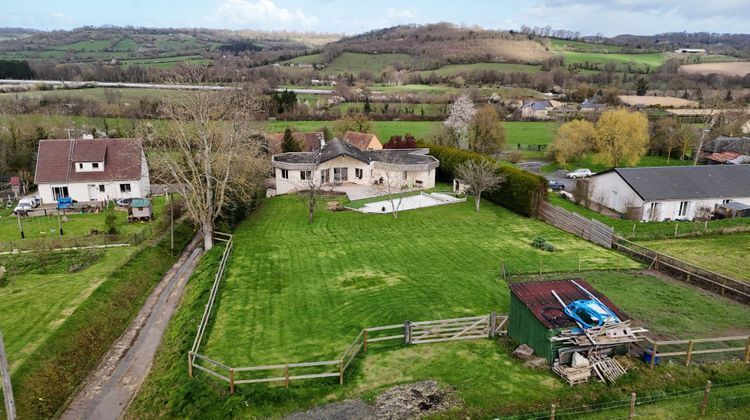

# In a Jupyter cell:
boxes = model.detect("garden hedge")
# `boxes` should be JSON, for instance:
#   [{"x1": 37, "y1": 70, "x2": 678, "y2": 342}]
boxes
[{"x1": 420, "y1": 142, "x2": 548, "y2": 217}]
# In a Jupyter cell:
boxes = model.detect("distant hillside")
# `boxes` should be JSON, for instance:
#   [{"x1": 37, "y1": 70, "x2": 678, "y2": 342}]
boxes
[
  {"x1": 0, "y1": 27, "x2": 40, "y2": 42},
  {"x1": 603, "y1": 32, "x2": 750, "y2": 58},
  {"x1": 315, "y1": 23, "x2": 554, "y2": 70}
]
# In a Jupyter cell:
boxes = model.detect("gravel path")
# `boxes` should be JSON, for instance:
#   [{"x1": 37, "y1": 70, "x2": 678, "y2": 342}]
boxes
[{"x1": 61, "y1": 234, "x2": 203, "y2": 420}]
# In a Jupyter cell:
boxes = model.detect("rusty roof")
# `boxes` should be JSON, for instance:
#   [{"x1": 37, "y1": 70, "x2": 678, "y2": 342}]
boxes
[
  {"x1": 34, "y1": 138, "x2": 144, "y2": 184},
  {"x1": 265, "y1": 132, "x2": 324, "y2": 154},
  {"x1": 509, "y1": 279, "x2": 628, "y2": 329},
  {"x1": 343, "y1": 131, "x2": 380, "y2": 150}
]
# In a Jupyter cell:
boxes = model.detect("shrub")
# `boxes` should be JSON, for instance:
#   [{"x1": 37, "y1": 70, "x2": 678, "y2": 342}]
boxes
[
  {"x1": 508, "y1": 150, "x2": 523, "y2": 163},
  {"x1": 104, "y1": 206, "x2": 118, "y2": 234},
  {"x1": 531, "y1": 235, "x2": 556, "y2": 252},
  {"x1": 419, "y1": 142, "x2": 548, "y2": 217}
]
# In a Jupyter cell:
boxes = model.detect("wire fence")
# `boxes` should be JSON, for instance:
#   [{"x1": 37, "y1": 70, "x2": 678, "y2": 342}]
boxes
[
  {"x1": 0, "y1": 226, "x2": 152, "y2": 254},
  {"x1": 501, "y1": 380, "x2": 750, "y2": 419}
]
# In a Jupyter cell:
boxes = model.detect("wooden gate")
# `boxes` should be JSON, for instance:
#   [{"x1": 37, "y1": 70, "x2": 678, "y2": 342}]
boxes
[{"x1": 407, "y1": 314, "x2": 508, "y2": 345}]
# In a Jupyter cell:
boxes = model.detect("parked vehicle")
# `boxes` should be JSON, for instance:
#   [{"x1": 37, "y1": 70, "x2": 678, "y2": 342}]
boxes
[
  {"x1": 18, "y1": 196, "x2": 41, "y2": 208},
  {"x1": 13, "y1": 203, "x2": 32, "y2": 215},
  {"x1": 566, "y1": 168, "x2": 594, "y2": 179},
  {"x1": 549, "y1": 180, "x2": 565, "y2": 191}
]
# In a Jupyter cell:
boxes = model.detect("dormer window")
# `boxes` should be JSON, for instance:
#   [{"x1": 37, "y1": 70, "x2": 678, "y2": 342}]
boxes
[
  {"x1": 79, "y1": 163, "x2": 84, "y2": 169},
  {"x1": 92, "y1": 162, "x2": 99, "y2": 169}
]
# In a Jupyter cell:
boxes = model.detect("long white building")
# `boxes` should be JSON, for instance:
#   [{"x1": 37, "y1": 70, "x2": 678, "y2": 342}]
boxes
[
  {"x1": 34, "y1": 138, "x2": 150, "y2": 204},
  {"x1": 587, "y1": 165, "x2": 750, "y2": 221}
]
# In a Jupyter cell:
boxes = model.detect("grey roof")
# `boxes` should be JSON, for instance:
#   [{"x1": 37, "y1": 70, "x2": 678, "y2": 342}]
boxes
[
  {"x1": 703, "y1": 136, "x2": 750, "y2": 154},
  {"x1": 597, "y1": 165, "x2": 750, "y2": 201},
  {"x1": 719, "y1": 201, "x2": 750, "y2": 211},
  {"x1": 273, "y1": 138, "x2": 438, "y2": 166}
]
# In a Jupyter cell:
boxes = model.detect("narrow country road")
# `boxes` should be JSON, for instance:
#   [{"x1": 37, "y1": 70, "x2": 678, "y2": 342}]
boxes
[{"x1": 61, "y1": 235, "x2": 203, "y2": 420}]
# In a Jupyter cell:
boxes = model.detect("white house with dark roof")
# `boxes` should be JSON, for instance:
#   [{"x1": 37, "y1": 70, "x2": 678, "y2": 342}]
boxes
[
  {"x1": 270, "y1": 138, "x2": 438, "y2": 196},
  {"x1": 34, "y1": 138, "x2": 150, "y2": 204},
  {"x1": 587, "y1": 165, "x2": 750, "y2": 221}
]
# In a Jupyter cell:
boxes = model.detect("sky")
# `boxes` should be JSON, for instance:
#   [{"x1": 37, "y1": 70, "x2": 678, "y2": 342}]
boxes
[{"x1": 0, "y1": 0, "x2": 748, "y2": 36}]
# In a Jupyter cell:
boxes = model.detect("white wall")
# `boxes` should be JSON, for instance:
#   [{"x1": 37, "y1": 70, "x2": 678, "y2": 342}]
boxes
[
  {"x1": 588, "y1": 172, "x2": 644, "y2": 213},
  {"x1": 38, "y1": 180, "x2": 147, "y2": 203},
  {"x1": 644, "y1": 197, "x2": 750, "y2": 221},
  {"x1": 74, "y1": 161, "x2": 105, "y2": 172}
]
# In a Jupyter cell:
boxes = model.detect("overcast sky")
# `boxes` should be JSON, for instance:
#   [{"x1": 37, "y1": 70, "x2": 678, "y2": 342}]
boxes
[{"x1": 1, "y1": 0, "x2": 748, "y2": 36}]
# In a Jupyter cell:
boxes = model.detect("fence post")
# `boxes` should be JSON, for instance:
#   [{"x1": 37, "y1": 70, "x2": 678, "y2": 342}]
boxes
[
  {"x1": 489, "y1": 312, "x2": 497, "y2": 339},
  {"x1": 578, "y1": 255, "x2": 582, "y2": 272},
  {"x1": 229, "y1": 368, "x2": 235, "y2": 394},
  {"x1": 284, "y1": 365, "x2": 290, "y2": 388},
  {"x1": 744, "y1": 337, "x2": 750, "y2": 363},
  {"x1": 550, "y1": 403, "x2": 556, "y2": 420},
  {"x1": 700, "y1": 380, "x2": 712, "y2": 416},
  {"x1": 629, "y1": 392, "x2": 636, "y2": 420},
  {"x1": 686, "y1": 340, "x2": 694, "y2": 367},
  {"x1": 363, "y1": 330, "x2": 369, "y2": 352},
  {"x1": 404, "y1": 321, "x2": 411, "y2": 345},
  {"x1": 674, "y1": 223, "x2": 679, "y2": 237},
  {"x1": 339, "y1": 360, "x2": 344, "y2": 385},
  {"x1": 650, "y1": 343, "x2": 658, "y2": 369},
  {"x1": 188, "y1": 351, "x2": 193, "y2": 378}
]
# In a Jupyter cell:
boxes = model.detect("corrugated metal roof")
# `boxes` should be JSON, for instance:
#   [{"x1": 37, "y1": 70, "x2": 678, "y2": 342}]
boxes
[{"x1": 508, "y1": 279, "x2": 628, "y2": 330}]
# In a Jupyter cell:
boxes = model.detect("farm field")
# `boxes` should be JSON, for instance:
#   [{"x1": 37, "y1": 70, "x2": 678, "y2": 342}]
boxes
[
  {"x1": 0, "y1": 87, "x2": 185, "y2": 103},
  {"x1": 118, "y1": 55, "x2": 210, "y2": 68},
  {"x1": 266, "y1": 120, "x2": 556, "y2": 147},
  {"x1": 642, "y1": 234, "x2": 750, "y2": 282},
  {"x1": 559, "y1": 50, "x2": 665, "y2": 71},
  {"x1": 541, "y1": 154, "x2": 693, "y2": 174},
  {"x1": 548, "y1": 194, "x2": 750, "y2": 241},
  {"x1": 418, "y1": 62, "x2": 542, "y2": 76},
  {"x1": 0, "y1": 247, "x2": 135, "y2": 372},
  {"x1": 129, "y1": 197, "x2": 750, "y2": 419},
  {"x1": 680, "y1": 61, "x2": 750, "y2": 76}
]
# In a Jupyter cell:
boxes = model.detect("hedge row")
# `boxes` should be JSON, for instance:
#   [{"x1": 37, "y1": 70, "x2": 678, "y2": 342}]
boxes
[{"x1": 421, "y1": 142, "x2": 548, "y2": 217}]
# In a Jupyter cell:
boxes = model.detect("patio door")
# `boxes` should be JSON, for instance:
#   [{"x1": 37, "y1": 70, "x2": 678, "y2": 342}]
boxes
[
  {"x1": 334, "y1": 167, "x2": 348, "y2": 182},
  {"x1": 53, "y1": 186, "x2": 69, "y2": 199},
  {"x1": 320, "y1": 168, "x2": 330, "y2": 184}
]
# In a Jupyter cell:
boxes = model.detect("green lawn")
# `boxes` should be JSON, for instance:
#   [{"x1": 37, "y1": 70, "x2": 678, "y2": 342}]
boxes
[
  {"x1": 557, "y1": 50, "x2": 665, "y2": 72},
  {"x1": 320, "y1": 52, "x2": 419, "y2": 76},
  {"x1": 127, "y1": 197, "x2": 750, "y2": 419},
  {"x1": 642, "y1": 234, "x2": 750, "y2": 282},
  {"x1": 0, "y1": 196, "x2": 166, "y2": 244},
  {"x1": 0, "y1": 248, "x2": 135, "y2": 372},
  {"x1": 201, "y1": 196, "x2": 637, "y2": 367},
  {"x1": 418, "y1": 62, "x2": 542, "y2": 76},
  {"x1": 550, "y1": 39, "x2": 649, "y2": 54},
  {"x1": 548, "y1": 194, "x2": 750, "y2": 241},
  {"x1": 541, "y1": 154, "x2": 694, "y2": 174}
]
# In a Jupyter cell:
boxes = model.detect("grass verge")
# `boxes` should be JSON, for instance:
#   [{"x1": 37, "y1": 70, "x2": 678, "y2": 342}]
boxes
[{"x1": 3, "y1": 222, "x2": 194, "y2": 418}]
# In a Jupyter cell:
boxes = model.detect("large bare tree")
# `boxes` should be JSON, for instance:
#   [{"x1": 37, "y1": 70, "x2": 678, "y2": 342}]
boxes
[
  {"x1": 292, "y1": 154, "x2": 329, "y2": 224},
  {"x1": 456, "y1": 159, "x2": 506, "y2": 212},
  {"x1": 371, "y1": 150, "x2": 409, "y2": 219},
  {"x1": 146, "y1": 78, "x2": 269, "y2": 250}
]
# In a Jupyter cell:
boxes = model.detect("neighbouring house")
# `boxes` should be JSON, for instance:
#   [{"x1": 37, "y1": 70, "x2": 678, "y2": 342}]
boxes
[
  {"x1": 264, "y1": 131, "x2": 325, "y2": 154},
  {"x1": 580, "y1": 98, "x2": 606, "y2": 113},
  {"x1": 34, "y1": 138, "x2": 150, "y2": 204},
  {"x1": 10, "y1": 176, "x2": 21, "y2": 197},
  {"x1": 271, "y1": 138, "x2": 438, "y2": 195},
  {"x1": 508, "y1": 279, "x2": 631, "y2": 365},
  {"x1": 587, "y1": 165, "x2": 750, "y2": 221},
  {"x1": 700, "y1": 136, "x2": 750, "y2": 165},
  {"x1": 519, "y1": 99, "x2": 565, "y2": 120},
  {"x1": 343, "y1": 131, "x2": 383, "y2": 150},
  {"x1": 673, "y1": 48, "x2": 706, "y2": 54}
]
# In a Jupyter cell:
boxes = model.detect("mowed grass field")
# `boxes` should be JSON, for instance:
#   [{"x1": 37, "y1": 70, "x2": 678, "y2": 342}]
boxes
[
  {"x1": 418, "y1": 62, "x2": 542, "y2": 76},
  {"x1": 131, "y1": 196, "x2": 750, "y2": 418},
  {"x1": 642, "y1": 234, "x2": 750, "y2": 282},
  {"x1": 201, "y1": 196, "x2": 639, "y2": 367},
  {"x1": 0, "y1": 248, "x2": 135, "y2": 372}
]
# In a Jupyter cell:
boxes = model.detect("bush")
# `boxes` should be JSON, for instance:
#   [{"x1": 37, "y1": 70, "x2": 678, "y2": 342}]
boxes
[
  {"x1": 531, "y1": 235, "x2": 556, "y2": 252},
  {"x1": 508, "y1": 150, "x2": 523, "y2": 163},
  {"x1": 104, "y1": 205, "x2": 118, "y2": 234},
  {"x1": 420, "y1": 142, "x2": 548, "y2": 217}
]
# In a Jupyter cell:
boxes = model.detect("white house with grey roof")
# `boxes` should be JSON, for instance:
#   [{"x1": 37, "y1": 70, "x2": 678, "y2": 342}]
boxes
[
  {"x1": 271, "y1": 138, "x2": 439, "y2": 196},
  {"x1": 587, "y1": 165, "x2": 750, "y2": 221}
]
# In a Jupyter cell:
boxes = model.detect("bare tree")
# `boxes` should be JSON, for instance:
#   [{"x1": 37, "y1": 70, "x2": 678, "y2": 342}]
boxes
[
  {"x1": 371, "y1": 150, "x2": 410, "y2": 219},
  {"x1": 292, "y1": 155, "x2": 329, "y2": 224},
  {"x1": 146, "y1": 74, "x2": 269, "y2": 250},
  {"x1": 455, "y1": 160, "x2": 505, "y2": 212}
]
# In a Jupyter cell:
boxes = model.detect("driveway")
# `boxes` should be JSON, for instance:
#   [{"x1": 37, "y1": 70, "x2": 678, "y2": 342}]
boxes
[
  {"x1": 516, "y1": 161, "x2": 577, "y2": 192},
  {"x1": 61, "y1": 234, "x2": 203, "y2": 420}
]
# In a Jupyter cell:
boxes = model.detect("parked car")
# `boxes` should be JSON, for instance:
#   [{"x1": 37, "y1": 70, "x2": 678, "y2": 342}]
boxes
[
  {"x1": 566, "y1": 168, "x2": 594, "y2": 179},
  {"x1": 13, "y1": 203, "x2": 32, "y2": 215},
  {"x1": 18, "y1": 196, "x2": 41, "y2": 208},
  {"x1": 549, "y1": 180, "x2": 565, "y2": 191}
]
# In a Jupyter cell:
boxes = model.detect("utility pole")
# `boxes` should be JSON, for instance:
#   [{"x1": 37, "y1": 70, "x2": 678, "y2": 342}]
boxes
[
  {"x1": 57, "y1": 208, "x2": 64, "y2": 236},
  {"x1": 0, "y1": 330, "x2": 17, "y2": 420},
  {"x1": 16, "y1": 213, "x2": 24, "y2": 239},
  {"x1": 167, "y1": 187, "x2": 174, "y2": 255}
]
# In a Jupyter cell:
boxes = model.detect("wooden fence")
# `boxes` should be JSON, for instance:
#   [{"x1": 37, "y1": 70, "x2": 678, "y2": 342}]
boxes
[
  {"x1": 614, "y1": 237, "x2": 750, "y2": 304},
  {"x1": 0, "y1": 225, "x2": 151, "y2": 253},
  {"x1": 538, "y1": 201, "x2": 614, "y2": 248},
  {"x1": 639, "y1": 336, "x2": 750, "y2": 368},
  {"x1": 188, "y1": 313, "x2": 508, "y2": 393}
]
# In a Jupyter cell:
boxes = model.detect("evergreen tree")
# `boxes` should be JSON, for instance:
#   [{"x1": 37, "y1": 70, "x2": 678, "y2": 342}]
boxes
[
  {"x1": 363, "y1": 96, "x2": 371, "y2": 114},
  {"x1": 281, "y1": 127, "x2": 301, "y2": 152}
]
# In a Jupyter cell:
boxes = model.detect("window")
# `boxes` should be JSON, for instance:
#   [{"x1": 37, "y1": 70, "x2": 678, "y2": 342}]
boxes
[
  {"x1": 334, "y1": 167, "x2": 348, "y2": 182},
  {"x1": 320, "y1": 169, "x2": 330, "y2": 183},
  {"x1": 92, "y1": 162, "x2": 99, "y2": 169},
  {"x1": 723, "y1": 199, "x2": 732, "y2": 204},
  {"x1": 120, "y1": 183, "x2": 132, "y2": 193},
  {"x1": 78, "y1": 163, "x2": 84, "y2": 169},
  {"x1": 678, "y1": 201, "x2": 689, "y2": 217},
  {"x1": 280, "y1": 169, "x2": 289, "y2": 179},
  {"x1": 300, "y1": 170, "x2": 311, "y2": 180},
  {"x1": 52, "y1": 186, "x2": 69, "y2": 199},
  {"x1": 355, "y1": 168, "x2": 363, "y2": 179},
  {"x1": 403, "y1": 171, "x2": 408, "y2": 180},
  {"x1": 98, "y1": 184, "x2": 105, "y2": 192}
]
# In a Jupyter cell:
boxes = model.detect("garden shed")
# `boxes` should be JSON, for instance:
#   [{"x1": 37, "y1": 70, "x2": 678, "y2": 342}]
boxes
[
  {"x1": 508, "y1": 279, "x2": 629, "y2": 364},
  {"x1": 128, "y1": 198, "x2": 152, "y2": 222}
]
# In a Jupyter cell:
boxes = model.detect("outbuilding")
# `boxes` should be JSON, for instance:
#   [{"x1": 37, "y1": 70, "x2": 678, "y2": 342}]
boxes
[
  {"x1": 128, "y1": 198, "x2": 153, "y2": 222},
  {"x1": 508, "y1": 279, "x2": 629, "y2": 364}
]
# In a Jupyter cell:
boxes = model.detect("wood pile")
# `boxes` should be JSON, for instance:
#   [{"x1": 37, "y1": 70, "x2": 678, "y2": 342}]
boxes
[{"x1": 552, "y1": 365, "x2": 591, "y2": 386}]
